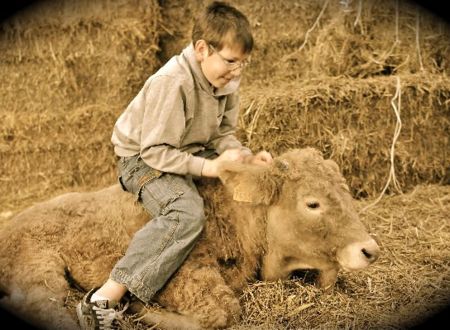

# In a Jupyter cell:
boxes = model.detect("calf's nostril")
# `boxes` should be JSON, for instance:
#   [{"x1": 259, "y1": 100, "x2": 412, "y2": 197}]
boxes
[
  {"x1": 361, "y1": 248, "x2": 371, "y2": 259},
  {"x1": 361, "y1": 248, "x2": 379, "y2": 262}
]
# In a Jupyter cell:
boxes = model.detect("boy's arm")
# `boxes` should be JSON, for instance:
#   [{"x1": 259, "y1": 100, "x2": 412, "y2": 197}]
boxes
[{"x1": 206, "y1": 92, "x2": 273, "y2": 167}]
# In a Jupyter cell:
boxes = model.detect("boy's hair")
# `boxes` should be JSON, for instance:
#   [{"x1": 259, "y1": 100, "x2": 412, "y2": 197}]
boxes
[{"x1": 192, "y1": 1, "x2": 253, "y2": 54}]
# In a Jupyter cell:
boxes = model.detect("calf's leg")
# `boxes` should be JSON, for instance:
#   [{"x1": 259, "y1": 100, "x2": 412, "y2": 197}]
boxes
[
  {"x1": 129, "y1": 301, "x2": 203, "y2": 330},
  {"x1": 140, "y1": 260, "x2": 241, "y2": 329}
]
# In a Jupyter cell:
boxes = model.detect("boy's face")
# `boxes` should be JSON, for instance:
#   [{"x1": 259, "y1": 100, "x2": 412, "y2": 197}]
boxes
[{"x1": 195, "y1": 40, "x2": 250, "y2": 89}]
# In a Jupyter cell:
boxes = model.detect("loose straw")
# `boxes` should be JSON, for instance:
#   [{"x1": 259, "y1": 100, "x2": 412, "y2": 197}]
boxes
[
  {"x1": 282, "y1": 0, "x2": 329, "y2": 62},
  {"x1": 360, "y1": 76, "x2": 403, "y2": 213}
]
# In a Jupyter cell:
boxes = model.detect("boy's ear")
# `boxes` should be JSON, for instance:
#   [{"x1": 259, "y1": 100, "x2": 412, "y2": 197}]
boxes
[
  {"x1": 194, "y1": 39, "x2": 209, "y2": 61},
  {"x1": 218, "y1": 162, "x2": 280, "y2": 205}
]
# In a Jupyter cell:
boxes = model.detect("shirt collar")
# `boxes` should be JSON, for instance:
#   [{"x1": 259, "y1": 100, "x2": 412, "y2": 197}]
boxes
[{"x1": 182, "y1": 43, "x2": 241, "y2": 97}]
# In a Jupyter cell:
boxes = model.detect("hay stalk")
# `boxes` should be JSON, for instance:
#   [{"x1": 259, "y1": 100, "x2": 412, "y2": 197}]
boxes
[{"x1": 361, "y1": 76, "x2": 402, "y2": 213}]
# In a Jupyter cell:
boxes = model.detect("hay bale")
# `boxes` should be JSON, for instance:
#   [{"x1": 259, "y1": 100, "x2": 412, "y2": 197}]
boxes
[
  {"x1": 253, "y1": 0, "x2": 450, "y2": 80},
  {"x1": 0, "y1": 0, "x2": 162, "y2": 210},
  {"x1": 238, "y1": 74, "x2": 450, "y2": 198},
  {"x1": 158, "y1": 0, "x2": 450, "y2": 80},
  {"x1": 0, "y1": 0, "x2": 161, "y2": 109}
]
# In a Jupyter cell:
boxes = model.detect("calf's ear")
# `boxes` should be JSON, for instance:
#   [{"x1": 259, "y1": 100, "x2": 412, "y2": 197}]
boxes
[
  {"x1": 323, "y1": 159, "x2": 350, "y2": 191},
  {"x1": 218, "y1": 162, "x2": 280, "y2": 205}
]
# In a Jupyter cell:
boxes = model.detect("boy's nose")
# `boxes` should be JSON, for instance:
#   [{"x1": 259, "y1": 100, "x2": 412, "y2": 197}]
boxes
[{"x1": 230, "y1": 67, "x2": 242, "y2": 77}]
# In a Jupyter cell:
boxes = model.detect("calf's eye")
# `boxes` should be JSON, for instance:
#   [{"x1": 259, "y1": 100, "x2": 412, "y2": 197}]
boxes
[{"x1": 307, "y1": 201, "x2": 320, "y2": 209}]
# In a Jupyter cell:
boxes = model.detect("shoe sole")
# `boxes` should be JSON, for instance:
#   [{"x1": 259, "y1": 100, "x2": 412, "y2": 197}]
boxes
[{"x1": 76, "y1": 302, "x2": 90, "y2": 330}]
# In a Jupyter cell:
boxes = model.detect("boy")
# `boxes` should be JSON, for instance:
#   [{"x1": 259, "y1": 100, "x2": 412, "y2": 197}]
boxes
[{"x1": 77, "y1": 1, "x2": 272, "y2": 329}]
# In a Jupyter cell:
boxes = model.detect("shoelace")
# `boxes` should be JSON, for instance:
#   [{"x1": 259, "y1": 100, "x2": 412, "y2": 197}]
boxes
[{"x1": 92, "y1": 301, "x2": 129, "y2": 330}]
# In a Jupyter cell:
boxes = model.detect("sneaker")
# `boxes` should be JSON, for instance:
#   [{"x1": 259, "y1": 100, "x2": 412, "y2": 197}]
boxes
[{"x1": 76, "y1": 288, "x2": 129, "y2": 330}]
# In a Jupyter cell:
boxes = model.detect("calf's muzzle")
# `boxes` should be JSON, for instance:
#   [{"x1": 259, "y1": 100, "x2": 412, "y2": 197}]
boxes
[{"x1": 336, "y1": 238, "x2": 380, "y2": 270}]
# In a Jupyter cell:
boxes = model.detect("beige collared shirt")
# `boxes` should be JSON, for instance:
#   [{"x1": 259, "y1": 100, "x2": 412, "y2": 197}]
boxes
[{"x1": 111, "y1": 44, "x2": 250, "y2": 177}]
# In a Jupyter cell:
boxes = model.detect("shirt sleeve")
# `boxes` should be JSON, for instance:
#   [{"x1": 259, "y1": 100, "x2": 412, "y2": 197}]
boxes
[
  {"x1": 206, "y1": 91, "x2": 252, "y2": 155},
  {"x1": 139, "y1": 75, "x2": 205, "y2": 176}
]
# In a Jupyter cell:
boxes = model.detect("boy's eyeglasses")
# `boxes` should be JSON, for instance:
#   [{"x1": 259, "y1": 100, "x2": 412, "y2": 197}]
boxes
[{"x1": 209, "y1": 44, "x2": 251, "y2": 71}]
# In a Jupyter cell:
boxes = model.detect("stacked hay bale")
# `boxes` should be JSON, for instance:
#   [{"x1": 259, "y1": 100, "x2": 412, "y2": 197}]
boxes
[
  {"x1": 160, "y1": 0, "x2": 449, "y2": 198},
  {"x1": 238, "y1": 75, "x2": 449, "y2": 198},
  {"x1": 237, "y1": 0, "x2": 450, "y2": 198},
  {"x1": 0, "y1": 0, "x2": 161, "y2": 210}
]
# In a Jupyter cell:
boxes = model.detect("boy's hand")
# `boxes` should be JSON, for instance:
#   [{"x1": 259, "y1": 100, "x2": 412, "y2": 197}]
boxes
[
  {"x1": 243, "y1": 151, "x2": 273, "y2": 166},
  {"x1": 201, "y1": 149, "x2": 273, "y2": 177},
  {"x1": 201, "y1": 149, "x2": 246, "y2": 177},
  {"x1": 218, "y1": 148, "x2": 246, "y2": 162}
]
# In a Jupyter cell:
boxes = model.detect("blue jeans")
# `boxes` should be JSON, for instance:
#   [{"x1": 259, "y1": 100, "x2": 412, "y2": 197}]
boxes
[{"x1": 110, "y1": 152, "x2": 212, "y2": 302}]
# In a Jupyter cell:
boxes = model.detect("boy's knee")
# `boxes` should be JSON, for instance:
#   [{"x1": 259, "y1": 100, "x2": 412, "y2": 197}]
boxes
[
  {"x1": 175, "y1": 194, "x2": 205, "y2": 232},
  {"x1": 189, "y1": 212, "x2": 206, "y2": 237},
  {"x1": 185, "y1": 197, "x2": 206, "y2": 228}
]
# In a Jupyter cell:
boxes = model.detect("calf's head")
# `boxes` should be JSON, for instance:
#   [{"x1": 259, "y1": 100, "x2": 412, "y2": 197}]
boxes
[{"x1": 219, "y1": 147, "x2": 380, "y2": 289}]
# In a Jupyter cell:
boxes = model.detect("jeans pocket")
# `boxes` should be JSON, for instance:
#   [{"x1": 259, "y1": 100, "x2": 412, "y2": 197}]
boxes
[
  {"x1": 118, "y1": 156, "x2": 163, "y2": 201},
  {"x1": 140, "y1": 174, "x2": 187, "y2": 217}
]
